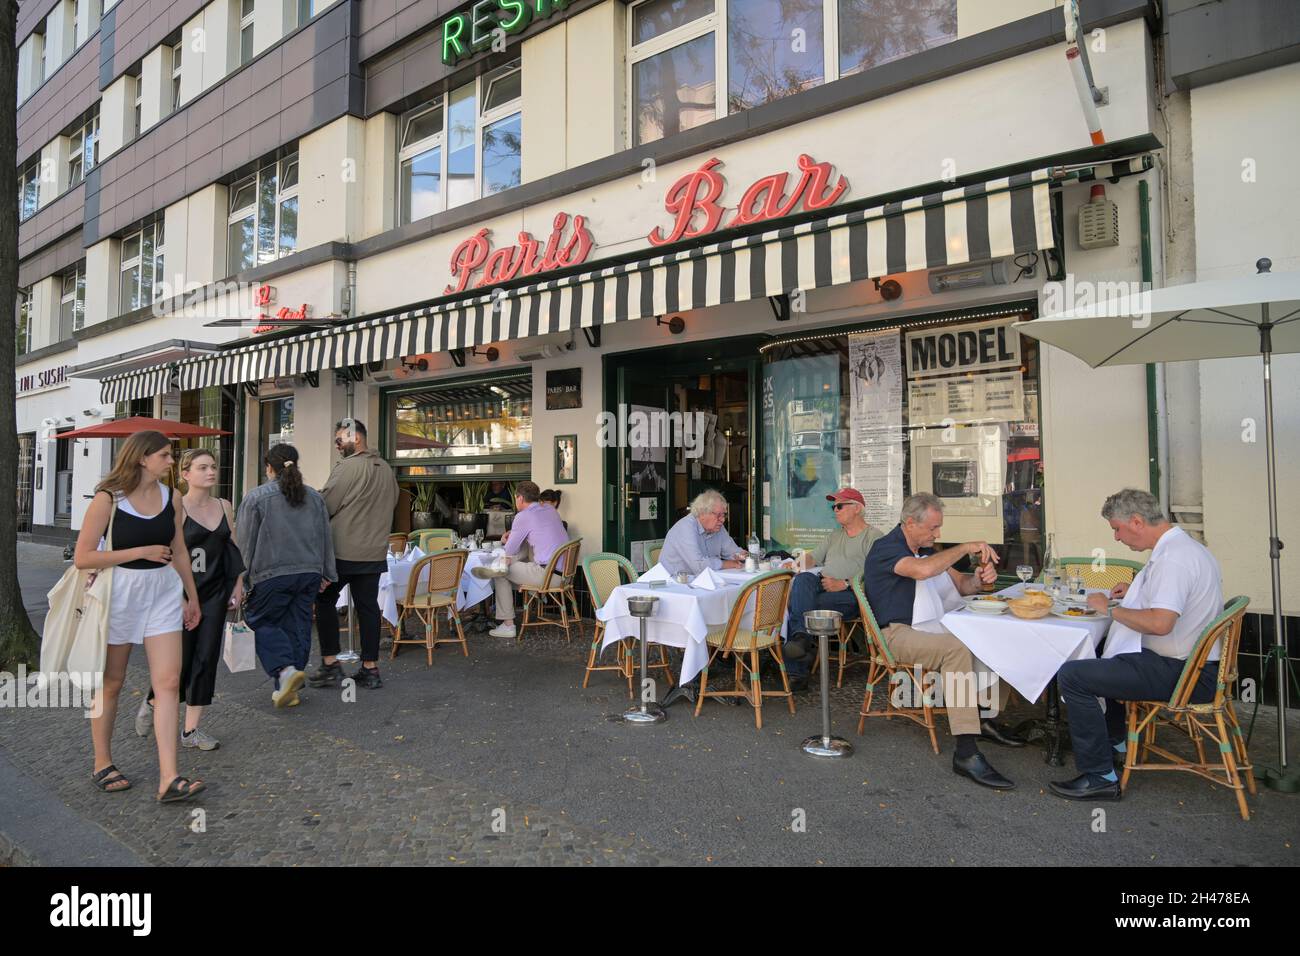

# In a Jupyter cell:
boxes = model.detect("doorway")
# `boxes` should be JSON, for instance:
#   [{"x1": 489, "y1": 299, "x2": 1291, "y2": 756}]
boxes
[
  {"x1": 16, "y1": 432, "x2": 35, "y2": 534},
  {"x1": 605, "y1": 338, "x2": 764, "y2": 563}
]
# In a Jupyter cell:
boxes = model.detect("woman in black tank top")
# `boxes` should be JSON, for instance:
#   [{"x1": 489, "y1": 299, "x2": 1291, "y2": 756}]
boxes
[
  {"x1": 73, "y1": 431, "x2": 206, "y2": 804},
  {"x1": 140, "y1": 449, "x2": 245, "y2": 750}
]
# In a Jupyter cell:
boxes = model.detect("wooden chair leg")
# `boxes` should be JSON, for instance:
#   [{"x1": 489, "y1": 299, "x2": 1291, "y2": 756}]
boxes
[
  {"x1": 1225, "y1": 703, "x2": 1257, "y2": 795},
  {"x1": 453, "y1": 609, "x2": 467, "y2": 656},
  {"x1": 694, "y1": 654, "x2": 713, "y2": 717},
  {"x1": 1121, "y1": 704, "x2": 1139, "y2": 791},
  {"x1": 1214, "y1": 711, "x2": 1250, "y2": 821},
  {"x1": 390, "y1": 609, "x2": 404, "y2": 660},
  {"x1": 749, "y1": 648, "x2": 763, "y2": 729},
  {"x1": 775, "y1": 647, "x2": 795, "y2": 715}
]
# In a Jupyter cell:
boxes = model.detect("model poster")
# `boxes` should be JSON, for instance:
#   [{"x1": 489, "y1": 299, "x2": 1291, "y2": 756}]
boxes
[
  {"x1": 907, "y1": 371, "x2": 1025, "y2": 427},
  {"x1": 849, "y1": 330, "x2": 905, "y2": 530}
]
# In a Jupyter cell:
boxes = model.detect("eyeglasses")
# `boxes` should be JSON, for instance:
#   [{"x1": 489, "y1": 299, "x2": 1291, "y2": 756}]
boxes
[{"x1": 832, "y1": 503, "x2": 855, "y2": 511}]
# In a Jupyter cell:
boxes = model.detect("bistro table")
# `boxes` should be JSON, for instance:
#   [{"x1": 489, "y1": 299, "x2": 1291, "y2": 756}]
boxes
[
  {"x1": 597, "y1": 567, "x2": 801, "y2": 688},
  {"x1": 376, "y1": 547, "x2": 497, "y2": 628},
  {"x1": 941, "y1": 582, "x2": 1134, "y2": 765}
]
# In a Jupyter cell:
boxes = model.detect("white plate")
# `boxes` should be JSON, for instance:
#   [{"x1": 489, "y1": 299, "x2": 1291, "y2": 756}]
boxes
[
  {"x1": 1051, "y1": 607, "x2": 1104, "y2": 620},
  {"x1": 966, "y1": 603, "x2": 1008, "y2": 615}
]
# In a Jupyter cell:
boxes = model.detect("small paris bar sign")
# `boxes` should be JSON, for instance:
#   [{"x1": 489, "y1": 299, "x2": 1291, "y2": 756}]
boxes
[{"x1": 546, "y1": 367, "x2": 582, "y2": 410}]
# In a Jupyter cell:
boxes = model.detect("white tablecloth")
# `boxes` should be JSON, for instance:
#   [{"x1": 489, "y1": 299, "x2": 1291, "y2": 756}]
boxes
[
  {"x1": 596, "y1": 570, "x2": 794, "y2": 684},
  {"x1": 376, "y1": 549, "x2": 497, "y2": 627},
  {"x1": 940, "y1": 584, "x2": 1120, "y2": 703}
]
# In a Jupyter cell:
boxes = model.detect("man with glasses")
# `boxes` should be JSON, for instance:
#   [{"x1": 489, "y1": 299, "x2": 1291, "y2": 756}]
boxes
[
  {"x1": 309, "y1": 419, "x2": 399, "y2": 690},
  {"x1": 659, "y1": 490, "x2": 747, "y2": 576},
  {"x1": 782, "y1": 488, "x2": 883, "y2": 692}
]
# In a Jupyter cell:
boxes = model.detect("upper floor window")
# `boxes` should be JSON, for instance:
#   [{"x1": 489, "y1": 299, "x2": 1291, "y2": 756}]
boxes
[
  {"x1": 227, "y1": 153, "x2": 299, "y2": 274},
  {"x1": 120, "y1": 221, "x2": 165, "y2": 314},
  {"x1": 18, "y1": 162, "x2": 41, "y2": 222},
  {"x1": 67, "y1": 110, "x2": 100, "y2": 187},
  {"x1": 171, "y1": 42, "x2": 183, "y2": 111},
  {"x1": 240, "y1": 0, "x2": 256, "y2": 66},
  {"x1": 16, "y1": 288, "x2": 33, "y2": 358},
  {"x1": 628, "y1": 0, "x2": 956, "y2": 146},
  {"x1": 60, "y1": 263, "x2": 86, "y2": 339},
  {"x1": 297, "y1": 0, "x2": 314, "y2": 26},
  {"x1": 132, "y1": 74, "x2": 143, "y2": 139},
  {"x1": 399, "y1": 60, "x2": 521, "y2": 225}
]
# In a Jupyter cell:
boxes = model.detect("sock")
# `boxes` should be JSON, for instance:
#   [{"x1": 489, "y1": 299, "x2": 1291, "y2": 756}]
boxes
[
  {"x1": 1112, "y1": 741, "x2": 1127, "y2": 754},
  {"x1": 1097, "y1": 770, "x2": 1119, "y2": 783},
  {"x1": 955, "y1": 734, "x2": 979, "y2": 759}
]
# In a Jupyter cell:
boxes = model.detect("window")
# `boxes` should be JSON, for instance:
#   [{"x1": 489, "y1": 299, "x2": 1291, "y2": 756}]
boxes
[
  {"x1": 227, "y1": 152, "x2": 299, "y2": 274},
  {"x1": 398, "y1": 60, "x2": 522, "y2": 224},
  {"x1": 240, "y1": 0, "x2": 255, "y2": 66},
  {"x1": 628, "y1": 0, "x2": 957, "y2": 145},
  {"x1": 120, "y1": 221, "x2": 165, "y2": 314},
  {"x1": 132, "y1": 74, "x2": 142, "y2": 138},
  {"x1": 66, "y1": 109, "x2": 99, "y2": 187},
  {"x1": 171, "y1": 42, "x2": 183, "y2": 111},
  {"x1": 389, "y1": 373, "x2": 534, "y2": 478},
  {"x1": 297, "y1": 0, "x2": 314, "y2": 27},
  {"x1": 16, "y1": 289, "x2": 32, "y2": 358},
  {"x1": 18, "y1": 162, "x2": 40, "y2": 222},
  {"x1": 59, "y1": 263, "x2": 86, "y2": 339}
]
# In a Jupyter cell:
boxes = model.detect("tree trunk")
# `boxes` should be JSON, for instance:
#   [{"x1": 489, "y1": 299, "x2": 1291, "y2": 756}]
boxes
[{"x1": 0, "y1": 0, "x2": 41, "y2": 668}]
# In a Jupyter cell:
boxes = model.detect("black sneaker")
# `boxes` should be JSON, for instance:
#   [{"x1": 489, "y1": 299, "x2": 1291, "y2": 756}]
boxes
[
  {"x1": 307, "y1": 661, "x2": 344, "y2": 688},
  {"x1": 351, "y1": 666, "x2": 383, "y2": 690}
]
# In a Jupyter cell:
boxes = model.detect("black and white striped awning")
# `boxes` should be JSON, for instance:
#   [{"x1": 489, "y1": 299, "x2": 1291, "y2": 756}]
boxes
[
  {"x1": 100, "y1": 365, "x2": 175, "y2": 404},
  {"x1": 114, "y1": 169, "x2": 1056, "y2": 399}
]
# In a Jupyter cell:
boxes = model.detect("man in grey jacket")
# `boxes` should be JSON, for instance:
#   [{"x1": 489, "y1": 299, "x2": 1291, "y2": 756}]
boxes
[{"x1": 309, "y1": 419, "x2": 399, "y2": 690}]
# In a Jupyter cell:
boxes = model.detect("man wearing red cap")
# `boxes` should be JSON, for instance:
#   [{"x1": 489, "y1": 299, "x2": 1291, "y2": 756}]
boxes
[{"x1": 783, "y1": 488, "x2": 883, "y2": 691}]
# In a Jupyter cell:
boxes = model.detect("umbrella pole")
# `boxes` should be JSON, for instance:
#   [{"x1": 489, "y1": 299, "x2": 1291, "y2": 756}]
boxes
[{"x1": 1251, "y1": 310, "x2": 1299, "y2": 792}]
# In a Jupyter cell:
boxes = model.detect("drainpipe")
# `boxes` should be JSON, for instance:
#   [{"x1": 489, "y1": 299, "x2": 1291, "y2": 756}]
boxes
[
  {"x1": 344, "y1": 260, "x2": 358, "y2": 419},
  {"x1": 1139, "y1": 178, "x2": 1168, "y2": 511}
]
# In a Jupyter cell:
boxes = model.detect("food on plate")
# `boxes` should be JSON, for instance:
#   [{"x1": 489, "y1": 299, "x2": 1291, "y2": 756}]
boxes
[{"x1": 1006, "y1": 590, "x2": 1054, "y2": 619}]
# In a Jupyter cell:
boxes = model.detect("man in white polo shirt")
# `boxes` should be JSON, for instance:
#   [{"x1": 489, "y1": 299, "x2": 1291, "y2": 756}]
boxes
[{"x1": 1050, "y1": 489, "x2": 1223, "y2": 802}]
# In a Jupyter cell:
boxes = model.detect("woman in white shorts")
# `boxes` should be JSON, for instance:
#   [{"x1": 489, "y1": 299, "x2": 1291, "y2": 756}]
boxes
[{"x1": 73, "y1": 430, "x2": 205, "y2": 803}]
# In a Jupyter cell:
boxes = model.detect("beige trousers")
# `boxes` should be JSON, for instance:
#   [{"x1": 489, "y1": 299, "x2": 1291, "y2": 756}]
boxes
[
  {"x1": 883, "y1": 623, "x2": 1012, "y2": 736},
  {"x1": 493, "y1": 561, "x2": 547, "y2": 620}
]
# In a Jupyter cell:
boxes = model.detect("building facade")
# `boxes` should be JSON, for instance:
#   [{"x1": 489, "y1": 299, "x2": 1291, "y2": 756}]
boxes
[{"x1": 13, "y1": 1, "x2": 1299, "y2": 662}]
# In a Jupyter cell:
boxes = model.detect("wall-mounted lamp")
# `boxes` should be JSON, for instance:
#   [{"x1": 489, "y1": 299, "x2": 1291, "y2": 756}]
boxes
[
  {"x1": 471, "y1": 346, "x2": 500, "y2": 363},
  {"x1": 656, "y1": 315, "x2": 686, "y2": 335},
  {"x1": 402, "y1": 357, "x2": 429, "y2": 373},
  {"x1": 873, "y1": 277, "x2": 903, "y2": 301},
  {"x1": 82, "y1": 407, "x2": 103, "y2": 417}
]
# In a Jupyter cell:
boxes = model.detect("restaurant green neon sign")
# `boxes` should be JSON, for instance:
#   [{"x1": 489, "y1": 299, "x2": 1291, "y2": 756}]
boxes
[{"x1": 441, "y1": 0, "x2": 569, "y2": 65}]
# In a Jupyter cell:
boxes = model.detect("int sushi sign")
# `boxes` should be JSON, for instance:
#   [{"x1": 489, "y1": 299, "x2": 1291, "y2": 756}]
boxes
[{"x1": 441, "y1": 0, "x2": 570, "y2": 65}]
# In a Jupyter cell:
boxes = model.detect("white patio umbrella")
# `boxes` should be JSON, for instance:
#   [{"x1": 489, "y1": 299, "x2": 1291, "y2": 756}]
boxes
[{"x1": 1014, "y1": 259, "x2": 1299, "y2": 790}]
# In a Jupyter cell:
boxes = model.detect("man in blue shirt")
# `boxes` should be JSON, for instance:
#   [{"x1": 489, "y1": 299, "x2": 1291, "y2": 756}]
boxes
[
  {"x1": 659, "y1": 490, "x2": 746, "y2": 576},
  {"x1": 864, "y1": 493, "x2": 1023, "y2": 790}
]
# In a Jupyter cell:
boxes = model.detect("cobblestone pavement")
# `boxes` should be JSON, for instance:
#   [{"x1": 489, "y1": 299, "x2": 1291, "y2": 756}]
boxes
[{"x1": 3, "y1": 543, "x2": 1296, "y2": 866}]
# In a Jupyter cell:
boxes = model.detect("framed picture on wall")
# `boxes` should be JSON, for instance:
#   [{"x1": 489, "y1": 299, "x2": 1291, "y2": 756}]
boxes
[{"x1": 554, "y1": 434, "x2": 578, "y2": 484}]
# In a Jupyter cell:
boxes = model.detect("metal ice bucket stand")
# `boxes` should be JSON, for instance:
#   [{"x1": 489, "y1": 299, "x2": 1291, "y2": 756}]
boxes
[{"x1": 800, "y1": 609, "x2": 852, "y2": 758}]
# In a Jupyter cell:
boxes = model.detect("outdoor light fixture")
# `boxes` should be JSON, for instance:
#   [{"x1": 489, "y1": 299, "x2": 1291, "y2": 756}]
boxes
[
  {"x1": 874, "y1": 277, "x2": 903, "y2": 301},
  {"x1": 657, "y1": 315, "x2": 686, "y2": 334},
  {"x1": 928, "y1": 260, "x2": 1009, "y2": 294},
  {"x1": 82, "y1": 408, "x2": 104, "y2": 417},
  {"x1": 471, "y1": 346, "x2": 500, "y2": 363},
  {"x1": 402, "y1": 357, "x2": 429, "y2": 373}
]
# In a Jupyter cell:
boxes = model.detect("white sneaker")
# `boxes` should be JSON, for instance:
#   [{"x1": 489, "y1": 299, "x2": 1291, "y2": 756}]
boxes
[
  {"x1": 181, "y1": 728, "x2": 220, "y2": 751},
  {"x1": 134, "y1": 699, "x2": 153, "y2": 737},
  {"x1": 489, "y1": 622, "x2": 517, "y2": 638},
  {"x1": 272, "y1": 666, "x2": 305, "y2": 708}
]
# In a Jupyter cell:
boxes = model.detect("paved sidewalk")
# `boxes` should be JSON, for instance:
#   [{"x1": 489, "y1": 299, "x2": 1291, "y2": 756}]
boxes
[{"x1": 3, "y1": 543, "x2": 1295, "y2": 866}]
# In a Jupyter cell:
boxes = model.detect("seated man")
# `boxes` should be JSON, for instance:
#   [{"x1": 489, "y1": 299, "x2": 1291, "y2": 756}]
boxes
[
  {"x1": 488, "y1": 481, "x2": 569, "y2": 639},
  {"x1": 782, "y1": 488, "x2": 883, "y2": 690},
  {"x1": 864, "y1": 493, "x2": 1023, "y2": 791},
  {"x1": 659, "y1": 490, "x2": 746, "y2": 576},
  {"x1": 1050, "y1": 489, "x2": 1223, "y2": 801}
]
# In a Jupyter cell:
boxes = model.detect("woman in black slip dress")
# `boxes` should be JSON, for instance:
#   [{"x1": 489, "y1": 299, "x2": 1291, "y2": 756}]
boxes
[{"x1": 137, "y1": 449, "x2": 245, "y2": 749}]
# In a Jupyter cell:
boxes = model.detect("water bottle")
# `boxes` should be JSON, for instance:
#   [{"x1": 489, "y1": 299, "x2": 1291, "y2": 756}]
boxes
[{"x1": 748, "y1": 532, "x2": 761, "y2": 557}]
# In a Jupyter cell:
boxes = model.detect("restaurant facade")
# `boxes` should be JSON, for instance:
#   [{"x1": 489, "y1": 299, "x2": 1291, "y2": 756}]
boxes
[{"x1": 15, "y1": 0, "x2": 1299, "y2": 637}]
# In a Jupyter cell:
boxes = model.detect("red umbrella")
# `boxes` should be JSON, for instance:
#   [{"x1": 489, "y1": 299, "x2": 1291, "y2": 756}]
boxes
[{"x1": 56, "y1": 416, "x2": 230, "y2": 439}]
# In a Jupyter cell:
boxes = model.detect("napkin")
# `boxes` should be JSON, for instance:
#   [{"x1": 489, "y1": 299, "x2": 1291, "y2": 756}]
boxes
[
  {"x1": 690, "y1": 568, "x2": 726, "y2": 590},
  {"x1": 638, "y1": 563, "x2": 673, "y2": 583}
]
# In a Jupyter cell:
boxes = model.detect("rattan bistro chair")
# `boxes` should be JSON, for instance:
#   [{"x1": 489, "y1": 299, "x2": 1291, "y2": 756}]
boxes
[
  {"x1": 851, "y1": 575, "x2": 944, "y2": 754},
  {"x1": 648, "y1": 545, "x2": 663, "y2": 567},
  {"x1": 695, "y1": 570, "x2": 795, "y2": 729},
  {"x1": 388, "y1": 533, "x2": 408, "y2": 554},
  {"x1": 1052, "y1": 556, "x2": 1144, "y2": 590},
  {"x1": 1121, "y1": 596, "x2": 1255, "y2": 820},
  {"x1": 410, "y1": 528, "x2": 455, "y2": 553},
  {"x1": 392, "y1": 549, "x2": 469, "y2": 665},
  {"x1": 580, "y1": 552, "x2": 674, "y2": 697},
  {"x1": 518, "y1": 539, "x2": 584, "y2": 644}
]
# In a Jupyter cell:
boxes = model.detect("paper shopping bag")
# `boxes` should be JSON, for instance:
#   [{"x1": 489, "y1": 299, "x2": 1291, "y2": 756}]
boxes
[{"x1": 222, "y1": 617, "x2": 257, "y2": 673}]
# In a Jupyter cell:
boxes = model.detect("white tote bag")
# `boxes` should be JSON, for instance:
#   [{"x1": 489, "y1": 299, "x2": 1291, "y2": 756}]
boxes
[
  {"x1": 41, "y1": 502, "x2": 115, "y2": 691},
  {"x1": 222, "y1": 612, "x2": 256, "y2": 673}
]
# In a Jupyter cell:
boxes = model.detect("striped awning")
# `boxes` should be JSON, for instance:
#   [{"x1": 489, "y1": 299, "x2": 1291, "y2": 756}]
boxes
[
  {"x1": 115, "y1": 169, "x2": 1057, "y2": 399},
  {"x1": 100, "y1": 365, "x2": 175, "y2": 404}
]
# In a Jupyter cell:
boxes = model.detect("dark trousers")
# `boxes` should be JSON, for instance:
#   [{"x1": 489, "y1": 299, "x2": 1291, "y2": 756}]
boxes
[
  {"x1": 1057, "y1": 649, "x2": 1217, "y2": 775},
  {"x1": 246, "y1": 572, "x2": 320, "y2": 680},
  {"x1": 784, "y1": 571, "x2": 859, "y2": 678},
  {"x1": 316, "y1": 560, "x2": 383, "y2": 664},
  {"x1": 148, "y1": 586, "x2": 230, "y2": 707}
]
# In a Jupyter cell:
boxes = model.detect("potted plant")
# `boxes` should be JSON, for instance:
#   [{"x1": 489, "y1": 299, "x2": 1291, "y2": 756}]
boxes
[
  {"x1": 456, "y1": 480, "x2": 488, "y2": 537},
  {"x1": 411, "y1": 483, "x2": 438, "y2": 530}
]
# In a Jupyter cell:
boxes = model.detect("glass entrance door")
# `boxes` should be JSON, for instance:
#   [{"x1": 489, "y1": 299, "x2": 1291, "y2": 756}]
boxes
[{"x1": 16, "y1": 433, "x2": 35, "y2": 534}]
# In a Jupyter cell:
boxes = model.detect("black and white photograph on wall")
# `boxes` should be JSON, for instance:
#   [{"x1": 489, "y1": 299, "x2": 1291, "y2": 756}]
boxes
[{"x1": 555, "y1": 434, "x2": 578, "y2": 483}]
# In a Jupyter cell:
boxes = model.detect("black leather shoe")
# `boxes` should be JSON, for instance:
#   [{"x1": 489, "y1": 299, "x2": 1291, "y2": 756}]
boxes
[
  {"x1": 952, "y1": 751, "x2": 1015, "y2": 790},
  {"x1": 1049, "y1": 773, "x2": 1122, "y2": 801},
  {"x1": 307, "y1": 661, "x2": 343, "y2": 688},
  {"x1": 350, "y1": 666, "x2": 383, "y2": 690},
  {"x1": 980, "y1": 718, "x2": 1028, "y2": 748},
  {"x1": 783, "y1": 636, "x2": 810, "y2": 661},
  {"x1": 788, "y1": 676, "x2": 810, "y2": 694}
]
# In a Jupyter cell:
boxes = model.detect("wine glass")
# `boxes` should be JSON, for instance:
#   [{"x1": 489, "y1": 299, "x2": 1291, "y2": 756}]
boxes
[{"x1": 1016, "y1": 564, "x2": 1033, "y2": 590}]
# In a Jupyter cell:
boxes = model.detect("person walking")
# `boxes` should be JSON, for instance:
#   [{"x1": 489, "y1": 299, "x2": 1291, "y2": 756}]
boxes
[
  {"x1": 134, "y1": 449, "x2": 243, "y2": 750},
  {"x1": 308, "y1": 419, "x2": 399, "y2": 690},
  {"x1": 73, "y1": 430, "x2": 206, "y2": 803},
  {"x1": 236, "y1": 444, "x2": 337, "y2": 707}
]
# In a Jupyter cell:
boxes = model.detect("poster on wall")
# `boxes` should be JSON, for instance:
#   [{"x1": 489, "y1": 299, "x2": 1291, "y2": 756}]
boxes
[
  {"x1": 907, "y1": 371, "x2": 1026, "y2": 427},
  {"x1": 849, "y1": 330, "x2": 906, "y2": 531},
  {"x1": 627, "y1": 402, "x2": 668, "y2": 493},
  {"x1": 762, "y1": 354, "x2": 841, "y2": 550}
]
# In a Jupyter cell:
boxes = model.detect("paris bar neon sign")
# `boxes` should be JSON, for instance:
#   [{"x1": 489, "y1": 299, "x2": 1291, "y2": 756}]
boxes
[{"x1": 442, "y1": 0, "x2": 569, "y2": 65}]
